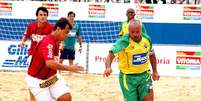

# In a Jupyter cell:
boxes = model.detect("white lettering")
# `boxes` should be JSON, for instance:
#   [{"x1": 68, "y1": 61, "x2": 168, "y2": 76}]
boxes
[
  {"x1": 177, "y1": 58, "x2": 200, "y2": 64},
  {"x1": 47, "y1": 44, "x2": 53, "y2": 58},
  {"x1": 32, "y1": 34, "x2": 46, "y2": 42}
]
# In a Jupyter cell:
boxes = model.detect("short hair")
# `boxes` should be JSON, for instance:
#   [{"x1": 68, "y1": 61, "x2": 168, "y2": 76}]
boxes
[
  {"x1": 67, "y1": 11, "x2": 75, "y2": 17},
  {"x1": 36, "y1": 6, "x2": 48, "y2": 16},
  {"x1": 126, "y1": 8, "x2": 135, "y2": 14},
  {"x1": 129, "y1": 19, "x2": 141, "y2": 26},
  {"x1": 54, "y1": 17, "x2": 73, "y2": 31}
]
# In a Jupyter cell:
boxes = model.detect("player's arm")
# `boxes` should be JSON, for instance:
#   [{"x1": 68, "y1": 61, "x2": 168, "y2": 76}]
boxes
[
  {"x1": 149, "y1": 49, "x2": 159, "y2": 81},
  {"x1": 118, "y1": 22, "x2": 124, "y2": 37},
  {"x1": 46, "y1": 60, "x2": 83, "y2": 71},
  {"x1": 104, "y1": 35, "x2": 129, "y2": 77},
  {"x1": 77, "y1": 36, "x2": 82, "y2": 48},
  {"x1": 20, "y1": 36, "x2": 27, "y2": 48},
  {"x1": 147, "y1": 37, "x2": 159, "y2": 81},
  {"x1": 42, "y1": 42, "x2": 83, "y2": 71},
  {"x1": 76, "y1": 25, "x2": 82, "y2": 53},
  {"x1": 20, "y1": 24, "x2": 31, "y2": 47},
  {"x1": 104, "y1": 51, "x2": 115, "y2": 77},
  {"x1": 77, "y1": 35, "x2": 82, "y2": 53},
  {"x1": 149, "y1": 49, "x2": 157, "y2": 73}
]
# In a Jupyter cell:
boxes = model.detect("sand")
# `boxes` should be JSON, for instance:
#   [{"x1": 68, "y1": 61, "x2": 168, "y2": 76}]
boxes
[{"x1": 0, "y1": 71, "x2": 201, "y2": 101}]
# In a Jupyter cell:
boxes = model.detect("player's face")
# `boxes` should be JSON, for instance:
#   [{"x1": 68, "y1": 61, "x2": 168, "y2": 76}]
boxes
[
  {"x1": 129, "y1": 25, "x2": 142, "y2": 43},
  {"x1": 67, "y1": 14, "x2": 75, "y2": 24},
  {"x1": 59, "y1": 24, "x2": 71, "y2": 41},
  {"x1": 37, "y1": 10, "x2": 48, "y2": 23},
  {"x1": 126, "y1": 9, "x2": 135, "y2": 21}
]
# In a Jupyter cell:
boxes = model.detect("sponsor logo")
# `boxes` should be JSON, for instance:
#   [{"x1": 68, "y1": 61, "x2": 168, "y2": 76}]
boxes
[
  {"x1": 157, "y1": 57, "x2": 170, "y2": 64},
  {"x1": 136, "y1": 5, "x2": 154, "y2": 20},
  {"x1": 32, "y1": 34, "x2": 46, "y2": 43},
  {"x1": 176, "y1": 56, "x2": 200, "y2": 65},
  {"x1": 2, "y1": 44, "x2": 28, "y2": 68},
  {"x1": 176, "y1": 51, "x2": 201, "y2": 70},
  {"x1": 47, "y1": 44, "x2": 53, "y2": 58},
  {"x1": 0, "y1": 2, "x2": 12, "y2": 16},
  {"x1": 68, "y1": 30, "x2": 76, "y2": 37},
  {"x1": 94, "y1": 56, "x2": 118, "y2": 62},
  {"x1": 183, "y1": 6, "x2": 201, "y2": 20},
  {"x1": 42, "y1": 3, "x2": 58, "y2": 17},
  {"x1": 132, "y1": 53, "x2": 147, "y2": 65},
  {"x1": 88, "y1": 4, "x2": 106, "y2": 18}
]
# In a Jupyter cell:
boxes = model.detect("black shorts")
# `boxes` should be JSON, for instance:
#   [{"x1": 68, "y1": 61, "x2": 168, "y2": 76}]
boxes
[{"x1": 60, "y1": 49, "x2": 75, "y2": 60}]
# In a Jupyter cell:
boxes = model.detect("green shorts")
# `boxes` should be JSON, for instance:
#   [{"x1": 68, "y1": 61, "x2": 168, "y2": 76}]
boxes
[{"x1": 119, "y1": 71, "x2": 153, "y2": 101}]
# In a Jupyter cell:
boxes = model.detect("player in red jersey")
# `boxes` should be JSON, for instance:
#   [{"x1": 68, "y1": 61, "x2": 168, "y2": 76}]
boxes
[
  {"x1": 26, "y1": 17, "x2": 84, "y2": 101},
  {"x1": 20, "y1": 6, "x2": 53, "y2": 56},
  {"x1": 19, "y1": 6, "x2": 53, "y2": 101}
]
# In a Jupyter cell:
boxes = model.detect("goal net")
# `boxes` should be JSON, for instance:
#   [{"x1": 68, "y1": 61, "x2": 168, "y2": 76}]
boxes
[{"x1": 0, "y1": 18, "x2": 121, "y2": 43}]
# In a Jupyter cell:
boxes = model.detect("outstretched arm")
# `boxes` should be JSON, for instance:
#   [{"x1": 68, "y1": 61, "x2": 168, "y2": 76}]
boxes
[
  {"x1": 104, "y1": 51, "x2": 116, "y2": 77},
  {"x1": 46, "y1": 60, "x2": 84, "y2": 71}
]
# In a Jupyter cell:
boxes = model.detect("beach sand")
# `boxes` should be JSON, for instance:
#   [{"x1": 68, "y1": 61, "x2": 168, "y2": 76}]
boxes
[{"x1": 0, "y1": 71, "x2": 201, "y2": 101}]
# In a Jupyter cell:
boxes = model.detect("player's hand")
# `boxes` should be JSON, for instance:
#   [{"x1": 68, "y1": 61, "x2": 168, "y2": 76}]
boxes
[
  {"x1": 152, "y1": 71, "x2": 160, "y2": 81},
  {"x1": 59, "y1": 43, "x2": 64, "y2": 51},
  {"x1": 20, "y1": 41, "x2": 25, "y2": 48},
  {"x1": 103, "y1": 67, "x2": 112, "y2": 77},
  {"x1": 69, "y1": 63, "x2": 84, "y2": 72}
]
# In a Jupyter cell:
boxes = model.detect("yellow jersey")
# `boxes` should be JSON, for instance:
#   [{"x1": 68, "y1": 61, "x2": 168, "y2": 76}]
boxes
[{"x1": 111, "y1": 34, "x2": 152, "y2": 74}]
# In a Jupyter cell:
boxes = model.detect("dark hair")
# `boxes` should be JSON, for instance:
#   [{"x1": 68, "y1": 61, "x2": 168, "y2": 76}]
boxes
[
  {"x1": 36, "y1": 6, "x2": 48, "y2": 16},
  {"x1": 54, "y1": 17, "x2": 73, "y2": 31},
  {"x1": 67, "y1": 11, "x2": 75, "y2": 17}
]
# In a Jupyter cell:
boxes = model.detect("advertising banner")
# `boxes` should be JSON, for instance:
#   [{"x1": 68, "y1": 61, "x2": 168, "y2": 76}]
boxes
[
  {"x1": 0, "y1": 41, "x2": 30, "y2": 71},
  {"x1": 0, "y1": 1, "x2": 201, "y2": 23},
  {"x1": 0, "y1": 2, "x2": 12, "y2": 16}
]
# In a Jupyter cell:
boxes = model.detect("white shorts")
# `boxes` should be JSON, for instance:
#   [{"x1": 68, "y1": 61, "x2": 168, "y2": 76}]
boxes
[{"x1": 26, "y1": 73, "x2": 70, "y2": 101}]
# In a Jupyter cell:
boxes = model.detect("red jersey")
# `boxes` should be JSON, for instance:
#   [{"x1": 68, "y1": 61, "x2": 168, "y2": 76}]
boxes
[
  {"x1": 28, "y1": 35, "x2": 59, "y2": 80},
  {"x1": 23, "y1": 21, "x2": 53, "y2": 56}
]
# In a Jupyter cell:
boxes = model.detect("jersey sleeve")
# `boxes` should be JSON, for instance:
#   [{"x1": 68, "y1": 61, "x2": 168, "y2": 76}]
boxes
[
  {"x1": 141, "y1": 23, "x2": 153, "y2": 49},
  {"x1": 111, "y1": 34, "x2": 129, "y2": 54},
  {"x1": 41, "y1": 40, "x2": 55, "y2": 61},
  {"x1": 118, "y1": 22, "x2": 124, "y2": 36},
  {"x1": 141, "y1": 23, "x2": 147, "y2": 36},
  {"x1": 142, "y1": 23, "x2": 152, "y2": 40},
  {"x1": 23, "y1": 23, "x2": 32, "y2": 37},
  {"x1": 143, "y1": 36, "x2": 153, "y2": 53}
]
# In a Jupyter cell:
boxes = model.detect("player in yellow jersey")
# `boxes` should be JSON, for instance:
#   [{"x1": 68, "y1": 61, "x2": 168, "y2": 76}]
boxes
[
  {"x1": 119, "y1": 8, "x2": 147, "y2": 38},
  {"x1": 104, "y1": 20, "x2": 159, "y2": 101}
]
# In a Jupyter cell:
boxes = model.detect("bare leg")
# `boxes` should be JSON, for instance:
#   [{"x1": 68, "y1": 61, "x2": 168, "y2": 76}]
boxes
[
  {"x1": 57, "y1": 93, "x2": 72, "y2": 101},
  {"x1": 29, "y1": 89, "x2": 36, "y2": 101},
  {"x1": 143, "y1": 89, "x2": 154, "y2": 101},
  {"x1": 69, "y1": 60, "x2": 74, "y2": 65}
]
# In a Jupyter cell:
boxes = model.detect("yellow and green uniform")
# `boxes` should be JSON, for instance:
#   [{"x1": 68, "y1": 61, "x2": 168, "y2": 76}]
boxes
[
  {"x1": 119, "y1": 21, "x2": 148, "y2": 38},
  {"x1": 110, "y1": 34, "x2": 153, "y2": 101}
]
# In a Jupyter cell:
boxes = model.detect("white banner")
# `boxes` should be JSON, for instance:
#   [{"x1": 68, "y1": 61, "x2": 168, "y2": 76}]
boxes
[
  {"x1": 87, "y1": 44, "x2": 201, "y2": 77},
  {"x1": 88, "y1": 43, "x2": 119, "y2": 74},
  {"x1": 1, "y1": 1, "x2": 201, "y2": 23},
  {"x1": 0, "y1": 41, "x2": 30, "y2": 71},
  {"x1": 1, "y1": 41, "x2": 201, "y2": 77},
  {"x1": 0, "y1": 41, "x2": 87, "y2": 71}
]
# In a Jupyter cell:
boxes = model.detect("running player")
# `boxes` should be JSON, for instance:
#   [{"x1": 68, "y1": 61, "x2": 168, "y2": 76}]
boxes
[
  {"x1": 104, "y1": 20, "x2": 159, "y2": 101},
  {"x1": 26, "y1": 17, "x2": 84, "y2": 101}
]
